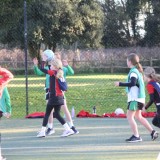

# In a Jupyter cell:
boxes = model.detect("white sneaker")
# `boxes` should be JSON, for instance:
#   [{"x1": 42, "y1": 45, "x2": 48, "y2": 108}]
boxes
[
  {"x1": 36, "y1": 130, "x2": 46, "y2": 138},
  {"x1": 61, "y1": 129, "x2": 74, "y2": 137},
  {"x1": 0, "y1": 156, "x2": 6, "y2": 160},
  {"x1": 46, "y1": 128, "x2": 55, "y2": 136}
]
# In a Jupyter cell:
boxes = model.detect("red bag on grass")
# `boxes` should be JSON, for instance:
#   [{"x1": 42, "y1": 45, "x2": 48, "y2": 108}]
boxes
[{"x1": 25, "y1": 112, "x2": 45, "y2": 118}]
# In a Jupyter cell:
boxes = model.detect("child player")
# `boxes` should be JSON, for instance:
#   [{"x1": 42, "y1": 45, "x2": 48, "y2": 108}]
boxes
[
  {"x1": 37, "y1": 56, "x2": 74, "y2": 137},
  {"x1": 115, "y1": 53, "x2": 158, "y2": 142},
  {"x1": 33, "y1": 50, "x2": 78, "y2": 135},
  {"x1": 144, "y1": 67, "x2": 160, "y2": 130}
]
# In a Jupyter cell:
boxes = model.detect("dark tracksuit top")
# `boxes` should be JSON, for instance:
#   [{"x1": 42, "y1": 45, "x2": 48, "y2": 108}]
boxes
[
  {"x1": 145, "y1": 80, "x2": 160, "y2": 128},
  {"x1": 145, "y1": 80, "x2": 160, "y2": 114}
]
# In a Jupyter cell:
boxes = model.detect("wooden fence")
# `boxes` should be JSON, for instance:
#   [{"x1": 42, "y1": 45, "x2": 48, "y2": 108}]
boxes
[
  {"x1": 72, "y1": 57, "x2": 160, "y2": 73},
  {"x1": 0, "y1": 57, "x2": 159, "y2": 74}
]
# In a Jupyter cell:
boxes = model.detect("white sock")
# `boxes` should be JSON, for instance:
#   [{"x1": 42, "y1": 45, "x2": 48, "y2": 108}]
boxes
[
  {"x1": 63, "y1": 123, "x2": 70, "y2": 130},
  {"x1": 41, "y1": 126, "x2": 46, "y2": 132},
  {"x1": 48, "y1": 123, "x2": 53, "y2": 129},
  {"x1": 134, "y1": 134, "x2": 139, "y2": 138},
  {"x1": 68, "y1": 122, "x2": 74, "y2": 128}
]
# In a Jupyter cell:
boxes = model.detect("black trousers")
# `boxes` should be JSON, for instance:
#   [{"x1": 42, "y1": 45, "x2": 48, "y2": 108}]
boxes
[
  {"x1": 152, "y1": 105, "x2": 160, "y2": 128},
  {"x1": 42, "y1": 104, "x2": 66, "y2": 127},
  {"x1": 42, "y1": 96, "x2": 65, "y2": 127},
  {"x1": 152, "y1": 115, "x2": 160, "y2": 128}
]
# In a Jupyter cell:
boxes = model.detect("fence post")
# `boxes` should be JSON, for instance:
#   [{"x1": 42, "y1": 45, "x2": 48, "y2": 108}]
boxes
[
  {"x1": 24, "y1": 0, "x2": 29, "y2": 116},
  {"x1": 110, "y1": 56, "x2": 114, "y2": 73},
  {"x1": 149, "y1": 57, "x2": 153, "y2": 66},
  {"x1": 72, "y1": 58, "x2": 76, "y2": 69}
]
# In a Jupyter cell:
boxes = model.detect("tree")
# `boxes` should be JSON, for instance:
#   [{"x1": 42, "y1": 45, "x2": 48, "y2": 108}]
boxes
[
  {"x1": 143, "y1": 0, "x2": 160, "y2": 47},
  {"x1": 0, "y1": 0, "x2": 105, "y2": 58},
  {"x1": 102, "y1": 0, "x2": 130, "y2": 48},
  {"x1": 102, "y1": 0, "x2": 151, "y2": 48},
  {"x1": 0, "y1": 0, "x2": 24, "y2": 46},
  {"x1": 77, "y1": 0, "x2": 105, "y2": 48},
  {"x1": 126, "y1": 0, "x2": 141, "y2": 39}
]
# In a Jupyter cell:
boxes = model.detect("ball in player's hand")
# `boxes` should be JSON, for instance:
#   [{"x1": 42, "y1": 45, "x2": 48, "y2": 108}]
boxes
[{"x1": 43, "y1": 49, "x2": 54, "y2": 62}]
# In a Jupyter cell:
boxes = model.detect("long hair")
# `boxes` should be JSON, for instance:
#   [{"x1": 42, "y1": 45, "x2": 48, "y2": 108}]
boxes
[
  {"x1": 51, "y1": 58, "x2": 63, "y2": 79},
  {"x1": 127, "y1": 53, "x2": 143, "y2": 73},
  {"x1": 144, "y1": 67, "x2": 160, "y2": 82}
]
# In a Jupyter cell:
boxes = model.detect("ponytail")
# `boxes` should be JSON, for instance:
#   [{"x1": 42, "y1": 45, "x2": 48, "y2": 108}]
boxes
[
  {"x1": 51, "y1": 58, "x2": 64, "y2": 79},
  {"x1": 56, "y1": 69, "x2": 63, "y2": 79},
  {"x1": 135, "y1": 62, "x2": 143, "y2": 73},
  {"x1": 151, "y1": 73, "x2": 160, "y2": 82}
]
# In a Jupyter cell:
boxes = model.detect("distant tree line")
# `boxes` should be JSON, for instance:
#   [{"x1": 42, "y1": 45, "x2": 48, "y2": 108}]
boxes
[{"x1": 0, "y1": 0, "x2": 160, "y2": 58}]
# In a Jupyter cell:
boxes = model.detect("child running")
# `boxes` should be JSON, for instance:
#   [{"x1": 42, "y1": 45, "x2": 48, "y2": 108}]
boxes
[
  {"x1": 0, "y1": 67, "x2": 13, "y2": 160},
  {"x1": 115, "y1": 53, "x2": 158, "y2": 142},
  {"x1": 143, "y1": 67, "x2": 160, "y2": 129},
  {"x1": 36, "y1": 55, "x2": 74, "y2": 138},
  {"x1": 33, "y1": 50, "x2": 78, "y2": 135}
]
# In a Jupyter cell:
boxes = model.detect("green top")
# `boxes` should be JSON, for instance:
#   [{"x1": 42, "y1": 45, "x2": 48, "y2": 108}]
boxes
[
  {"x1": 126, "y1": 67, "x2": 145, "y2": 98},
  {"x1": 0, "y1": 87, "x2": 12, "y2": 113},
  {"x1": 33, "y1": 64, "x2": 74, "y2": 89}
]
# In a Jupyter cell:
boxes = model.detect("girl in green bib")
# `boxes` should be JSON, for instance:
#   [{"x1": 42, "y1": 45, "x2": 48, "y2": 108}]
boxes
[{"x1": 115, "y1": 53, "x2": 158, "y2": 142}]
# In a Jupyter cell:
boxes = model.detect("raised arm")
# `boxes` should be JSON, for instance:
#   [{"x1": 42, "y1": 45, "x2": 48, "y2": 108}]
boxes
[
  {"x1": 62, "y1": 60, "x2": 74, "y2": 78},
  {"x1": 33, "y1": 58, "x2": 45, "y2": 76},
  {"x1": 40, "y1": 61, "x2": 48, "y2": 74}
]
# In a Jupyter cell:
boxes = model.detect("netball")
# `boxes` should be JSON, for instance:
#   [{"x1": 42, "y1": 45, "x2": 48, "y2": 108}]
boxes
[
  {"x1": 43, "y1": 49, "x2": 54, "y2": 62},
  {"x1": 114, "y1": 108, "x2": 124, "y2": 115}
]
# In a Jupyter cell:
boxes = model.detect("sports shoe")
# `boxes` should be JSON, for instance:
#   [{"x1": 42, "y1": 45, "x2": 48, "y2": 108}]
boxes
[
  {"x1": 0, "y1": 156, "x2": 6, "y2": 160},
  {"x1": 46, "y1": 128, "x2": 55, "y2": 136},
  {"x1": 61, "y1": 129, "x2": 74, "y2": 137},
  {"x1": 126, "y1": 135, "x2": 142, "y2": 143},
  {"x1": 151, "y1": 130, "x2": 158, "y2": 140},
  {"x1": 36, "y1": 130, "x2": 46, "y2": 138},
  {"x1": 71, "y1": 126, "x2": 79, "y2": 134}
]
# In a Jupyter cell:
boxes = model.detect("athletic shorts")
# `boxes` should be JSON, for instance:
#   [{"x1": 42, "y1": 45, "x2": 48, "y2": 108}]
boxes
[
  {"x1": 127, "y1": 101, "x2": 144, "y2": 111},
  {"x1": 48, "y1": 96, "x2": 64, "y2": 106}
]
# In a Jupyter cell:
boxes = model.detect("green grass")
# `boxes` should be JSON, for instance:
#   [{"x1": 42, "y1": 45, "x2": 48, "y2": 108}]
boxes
[{"x1": 7, "y1": 74, "x2": 154, "y2": 118}]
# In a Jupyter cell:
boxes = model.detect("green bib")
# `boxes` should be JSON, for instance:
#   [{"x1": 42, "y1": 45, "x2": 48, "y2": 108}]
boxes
[{"x1": 126, "y1": 67, "x2": 145, "y2": 98}]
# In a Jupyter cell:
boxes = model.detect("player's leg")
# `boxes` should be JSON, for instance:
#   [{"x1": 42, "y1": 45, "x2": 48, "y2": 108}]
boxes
[
  {"x1": 37, "y1": 104, "x2": 54, "y2": 138},
  {"x1": 46, "y1": 108, "x2": 55, "y2": 135},
  {"x1": 126, "y1": 101, "x2": 142, "y2": 142},
  {"x1": 126, "y1": 109, "x2": 142, "y2": 142},
  {"x1": 152, "y1": 116, "x2": 160, "y2": 128},
  {"x1": 54, "y1": 105, "x2": 74, "y2": 137},
  {"x1": 45, "y1": 92, "x2": 55, "y2": 136},
  {"x1": 135, "y1": 108, "x2": 158, "y2": 140},
  {"x1": 61, "y1": 99, "x2": 79, "y2": 134}
]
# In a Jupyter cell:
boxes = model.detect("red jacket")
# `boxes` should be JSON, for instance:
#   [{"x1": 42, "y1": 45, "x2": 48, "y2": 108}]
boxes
[
  {"x1": 0, "y1": 68, "x2": 14, "y2": 85},
  {"x1": 0, "y1": 68, "x2": 14, "y2": 97}
]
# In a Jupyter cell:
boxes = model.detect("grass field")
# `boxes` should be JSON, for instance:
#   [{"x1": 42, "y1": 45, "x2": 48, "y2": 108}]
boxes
[{"x1": 7, "y1": 74, "x2": 153, "y2": 118}]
